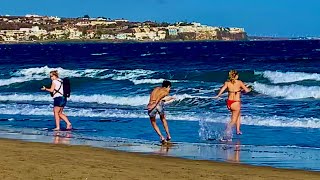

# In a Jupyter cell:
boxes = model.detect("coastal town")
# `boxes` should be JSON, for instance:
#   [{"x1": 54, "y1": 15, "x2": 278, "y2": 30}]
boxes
[{"x1": 0, "y1": 14, "x2": 247, "y2": 42}]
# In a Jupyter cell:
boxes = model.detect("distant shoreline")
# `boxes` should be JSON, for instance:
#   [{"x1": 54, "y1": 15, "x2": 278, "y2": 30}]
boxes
[
  {"x1": 0, "y1": 38, "x2": 318, "y2": 45},
  {"x1": 0, "y1": 39, "x2": 246, "y2": 45}
]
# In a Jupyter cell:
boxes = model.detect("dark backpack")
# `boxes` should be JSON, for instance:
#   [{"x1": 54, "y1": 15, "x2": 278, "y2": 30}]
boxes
[
  {"x1": 50, "y1": 78, "x2": 71, "y2": 98},
  {"x1": 62, "y1": 77, "x2": 71, "y2": 98}
]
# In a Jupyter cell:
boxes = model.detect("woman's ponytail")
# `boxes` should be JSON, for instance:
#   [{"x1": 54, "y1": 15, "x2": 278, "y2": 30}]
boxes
[{"x1": 228, "y1": 70, "x2": 238, "y2": 84}]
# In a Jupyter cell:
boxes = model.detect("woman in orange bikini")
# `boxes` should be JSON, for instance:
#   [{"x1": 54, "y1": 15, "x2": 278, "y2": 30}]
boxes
[{"x1": 214, "y1": 70, "x2": 251, "y2": 136}]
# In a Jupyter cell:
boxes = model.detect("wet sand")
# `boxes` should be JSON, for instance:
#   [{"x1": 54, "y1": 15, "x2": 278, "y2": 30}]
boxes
[{"x1": 0, "y1": 138, "x2": 319, "y2": 180}]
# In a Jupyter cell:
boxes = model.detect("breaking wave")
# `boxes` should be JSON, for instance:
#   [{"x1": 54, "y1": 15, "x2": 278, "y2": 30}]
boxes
[
  {"x1": 201, "y1": 115, "x2": 320, "y2": 129},
  {"x1": 2, "y1": 103, "x2": 320, "y2": 128},
  {"x1": 256, "y1": 71, "x2": 320, "y2": 84},
  {"x1": 0, "y1": 93, "x2": 211, "y2": 106},
  {"x1": 254, "y1": 82, "x2": 320, "y2": 99},
  {"x1": 0, "y1": 66, "x2": 158, "y2": 86}
]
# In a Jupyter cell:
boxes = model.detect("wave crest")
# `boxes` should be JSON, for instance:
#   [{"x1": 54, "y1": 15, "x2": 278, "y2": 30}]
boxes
[
  {"x1": 2, "y1": 103, "x2": 320, "y2": 128},
  {"x1": 0, "y1": 93, "x2": 213, "y2": 106},
  {"x1": 1, "y1": 66, "x2": 158, "y2": 86},
  {"x1": 256, "y1": 71, "x2": 320, "y2": 84},
  {"x1": 0, "y1": 94, "x2": 149, "y2": 106},
  {"x1": 253, "y1": 82, "x2": 320, "y2": 99}
]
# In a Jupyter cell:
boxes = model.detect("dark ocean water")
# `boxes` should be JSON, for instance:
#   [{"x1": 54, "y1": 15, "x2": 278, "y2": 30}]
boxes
[{"x1": 0, "y1": 40, "x2": 320, "y2": 170}]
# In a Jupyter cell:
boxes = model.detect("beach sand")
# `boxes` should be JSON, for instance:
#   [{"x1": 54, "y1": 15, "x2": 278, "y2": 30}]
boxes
[{"x1": 0, "y1": 138, "x2": 319, "y2": 180}]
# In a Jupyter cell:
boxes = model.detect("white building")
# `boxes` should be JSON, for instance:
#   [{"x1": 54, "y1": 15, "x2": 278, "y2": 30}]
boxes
[
  {"x1": 48, "y1": 16, "x2": 61, "y2": 22},
  {"x1": 19, "y1": 28, "x2": 31, "y2": 32},
  {"x1": 116, "y1": 33, "x2": 128, "y2": 40},
  {"x1": 76, "y1": 21, "x2": 90, "y2": 26},
  {"x1": 19, "y1": 26, "x2": 48, "y2": 37},
  {"x1": 178, "y1": 23, "x2": 219, "y2": 33},
  {"x1": 192, "y1": 22, "x2": 202, "y2": 27},
  {"x1": 114, "y1": 19, "x2": 129, "y2": 22},
  {"x1": 90, "y1": 20, "x2": 117, "y2": 26},
  {"x1": 50, "y1": 29, "x2": 66, "y2": 39},
  {"x1": 68, "y1": 28, "x2": 82, "y2": 39},
  {"x1": 134, "y1": 31, "x2": 157, "y2": 40},
  {"x1": 0, "y1": 17, "x2": 9, "y2": 22},
  {"x1": 101, "y1": 34, "x2": 115, "y2": 40},
  {"x1": 25, "y1": 14, "x2": 42, "y2": 18},
  {"x1": 167, "y1": 26, "x2": 178, "y2": 36},
  {"x1": 157, "y1": 30, "x2": 166, "y2": 40},
  {"x1": 229, "y1": 27, "x2": 245, "y2": 33}
]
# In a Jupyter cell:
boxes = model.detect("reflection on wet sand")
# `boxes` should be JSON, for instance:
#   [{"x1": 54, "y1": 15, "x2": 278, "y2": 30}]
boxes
[
  {"x1": 156, "y1": 142, "x2": 175, "y2": 155},
  {"x1": 53, "y1": 131, "x2": 72, "y2": 145},
  {"x1": 226, "y1": 140, "x2": 241, "y2": 163}
]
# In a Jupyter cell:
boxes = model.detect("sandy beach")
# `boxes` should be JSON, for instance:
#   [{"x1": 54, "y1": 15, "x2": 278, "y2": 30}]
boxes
[{"x1": 0, "y1": 138, "x2": 319, "y2": 180}]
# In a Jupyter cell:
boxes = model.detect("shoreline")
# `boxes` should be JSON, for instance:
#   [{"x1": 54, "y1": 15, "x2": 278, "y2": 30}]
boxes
[
  {"x1": 0, "y1": 138, "x2": 319, "y2": 180},
  {"x1": 1, "y1": 38, "x2": 318, "y2": 45},
  {"x1": 0, "y1": 39, "x2": 247, "y2": 45},
  {"x1": 1, "y1": 118, "x2": 320, "y2": 172}
]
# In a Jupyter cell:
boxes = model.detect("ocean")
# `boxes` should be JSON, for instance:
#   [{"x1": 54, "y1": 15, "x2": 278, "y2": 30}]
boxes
[{"x1": 0, "y1": 40, "x2": 320, "y2": 171}]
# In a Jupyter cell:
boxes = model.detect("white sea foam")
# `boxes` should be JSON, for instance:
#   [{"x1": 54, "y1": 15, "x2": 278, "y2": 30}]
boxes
[
  {"x1": 70, "y1": 94, "x2": 150, "y2": 106},
  {"x1": 174, "y1": 94, "x2": 212, "y2": 100},
  {"x1": 0, "y1": 104, "x2": 148, "y2": 118},
  {"x1": 0, "y1": 66, "x2": 158, "y2": 86},
  {"x1": 131, "y1": 78, "x2": 166, "y2": 85},
  {"x1": 0, "y1": 66, "x2": 108, "y2": 87},
  {"x1": 140, "y1": 53, "x2": 153, "y2": 56},
  {"x1": 0, "y1": 94, "x2": 51, "y2": 102},
  {"x1": 200, "y1": 115, "x2": 320, "y2": 129},
  {"x1": 200, "y1": 115, "x2": 320, "y2": 143},
  {"x1": 110, "y1": 69, "x2": 155, "y2": 81},
  {"x1": 240, "y1": 115, "x2": 320, "y2": 128},
  {"x1": 0, "y1": 93, "x2": 211, "y2": 106},
  {"x1": 131, "y1": 78, "x2": 180, "y2": 85},
  {"x1": 253, "y1": 82, "x2": 320, "y2": 99},
  {"x1": 256, "y1": 71, "x2": 320, "y2": 83},
  {"x1": 13, "y1": 66, "x2": 107, "y2": 78},
  {"x1": 0, "y1": 77, "x2": 42, "y2": 86},
  {"x1": 0, "y1": 94, "x2": 149, "y2": 106},
  {"x1": 2, "y1": 103, "x2": 320, "y2": 128},
  {"x1": 91, "y1": 53, "x2": 108, "y2": 56}
]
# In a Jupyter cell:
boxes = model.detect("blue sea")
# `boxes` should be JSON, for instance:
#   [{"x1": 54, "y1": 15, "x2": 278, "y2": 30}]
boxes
[{"x1": 0, "y1": 40, "x2": 320, "y2": 171}]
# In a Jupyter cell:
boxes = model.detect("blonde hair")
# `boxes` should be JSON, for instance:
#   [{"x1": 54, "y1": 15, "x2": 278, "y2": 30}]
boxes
[
  {"x1": 50, "y1": 70, "x2": 59, "y2": 78},
  {"x1": 228, "y1": 70, "x2": 238, "y2": 84}
]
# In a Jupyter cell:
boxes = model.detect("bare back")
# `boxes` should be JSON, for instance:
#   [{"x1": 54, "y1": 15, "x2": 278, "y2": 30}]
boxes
[
  {"x1": 148, "y1": 87, "x2": 168, "y2": 110},
  {"x1": 226, "y1": 80, "x2": 246, "y2": 101}
]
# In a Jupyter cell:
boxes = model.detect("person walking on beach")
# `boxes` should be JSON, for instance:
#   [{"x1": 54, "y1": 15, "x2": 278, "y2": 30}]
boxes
[
  {"x1": 41, "y1": 70, "x2": 72, "y2": 131},
  {"x1": 147, "y1": 80, "x2": 175, "y2": 143},
  {"x1": 214, "y1": 70, "x2": 251, "y2": 138}
]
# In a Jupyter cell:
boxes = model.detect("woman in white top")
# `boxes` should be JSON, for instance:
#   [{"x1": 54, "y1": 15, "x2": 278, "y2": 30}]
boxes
[{"x1": 41, "y1": 70, "x2": 72, "y2": 131}]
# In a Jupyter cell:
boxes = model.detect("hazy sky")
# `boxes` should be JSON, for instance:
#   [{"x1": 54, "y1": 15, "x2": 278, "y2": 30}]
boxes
[{"x1": 1, "y1": 0, "x2": 320, "y2": 37}]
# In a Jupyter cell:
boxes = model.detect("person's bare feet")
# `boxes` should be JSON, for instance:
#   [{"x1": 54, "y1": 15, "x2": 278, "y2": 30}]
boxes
[
  {"x1": 66, "y1": 124, "x2": 72, "y2": 130},
  {"x1": 166, "y1": 136, "x2": 171, "y2": 141},
  {"x1": 52, "y1": 128, "x2": 60, "y2": 131},
  {"x1": 236, "y1": 131, "x2": 242, "y2": 135},
  {"x1": 160, "y1": 136, "x2": 167, "y2": 144}
]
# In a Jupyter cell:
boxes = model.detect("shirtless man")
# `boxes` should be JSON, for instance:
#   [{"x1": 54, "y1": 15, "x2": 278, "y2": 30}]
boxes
[{"x1": 147, "y1": 80, "x2": 175, "y2": 143}]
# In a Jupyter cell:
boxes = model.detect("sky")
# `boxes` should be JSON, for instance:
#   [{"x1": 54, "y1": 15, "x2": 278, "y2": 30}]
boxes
[{"x1": 1, "y1": 0, "x2": 320, "y2": 37}]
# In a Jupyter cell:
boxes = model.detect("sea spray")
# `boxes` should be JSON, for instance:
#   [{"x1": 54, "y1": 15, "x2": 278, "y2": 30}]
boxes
[{"x1": 198, "y1": 119, "x2": 225, "y2": 141}]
